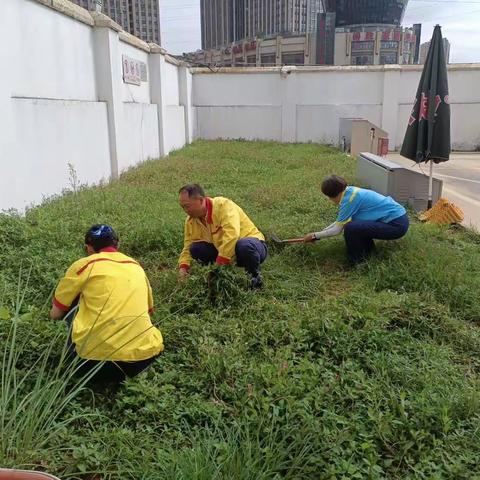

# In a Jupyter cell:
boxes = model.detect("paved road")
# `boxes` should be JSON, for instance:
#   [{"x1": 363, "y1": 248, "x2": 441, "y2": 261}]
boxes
[{"x1": 388, "y1": 153, "x2": 480, "y2": 231}]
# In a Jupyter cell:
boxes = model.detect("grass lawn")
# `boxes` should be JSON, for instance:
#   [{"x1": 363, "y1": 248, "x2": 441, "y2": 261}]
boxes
[{"x1": 1, "y1": 140, "x2": 480, "y2": 479}]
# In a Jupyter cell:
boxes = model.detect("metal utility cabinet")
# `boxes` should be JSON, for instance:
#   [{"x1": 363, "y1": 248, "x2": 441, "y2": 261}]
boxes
[{"x1": 357, "y1": 152, "x2": 443, "y2": 212}]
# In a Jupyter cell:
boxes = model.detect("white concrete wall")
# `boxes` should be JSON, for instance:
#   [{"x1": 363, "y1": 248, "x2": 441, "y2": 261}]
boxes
[
  {"x1": 192, "y1": 65, "x2": 480, "y2": 151},
  {"x1": 196, "y1": 106, "x2": 282, "y2": 141},
  {"x1": 194, "y1": 72, "x2": 283, "y2": 141},
  {"x1": 165, "y1": 106, "x2": 187, "y2": 153},
  {"x1": 2, "y1": 0, "x2": 479, "y2": 212},
  {"x1": 121, "y1": 103, "x2": 159, "y2": 171},
  {"x1": 0, "y1": 0, "x2": 192, "y2": 212},
  {"x1": 165, "y1": 62, "x2": 180, "y2": 106},
  {"x1": 9, "y1": 98, "x2": 111, "y2": 208},
  {"x1": 163, "y1": 61, "x2": 186, "y2": 152},
  {"x1": 13, "y1": 1, "x2": 97, "y2": 101},
  {"x1": 1, "y1": 0, "x2": 109, "y2": 211}
]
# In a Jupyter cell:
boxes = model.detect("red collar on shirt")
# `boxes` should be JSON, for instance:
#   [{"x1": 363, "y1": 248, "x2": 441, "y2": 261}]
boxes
[
  {"x1": 98, "y1": 247, "x2": 118, "y2": 253},
  {"x1": 205, "y1": 197, "x2": 213, "y2": 224}
]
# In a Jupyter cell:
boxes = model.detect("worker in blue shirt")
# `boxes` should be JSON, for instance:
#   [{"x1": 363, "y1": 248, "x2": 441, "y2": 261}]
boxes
[{"x1": 303, "y1": 174, "x2": 409, "y2": 264}]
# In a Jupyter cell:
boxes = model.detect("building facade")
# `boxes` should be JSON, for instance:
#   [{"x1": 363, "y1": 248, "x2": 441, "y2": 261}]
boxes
[
  {"x1": 190, "y1": 0, "x2": 418, "y2": 67},
  {"x1": 200, "y1": 0, "x2": 326, "y2": 51},
  {"x1": 193, "y1": 0, "x2": 326, "y2": 66},
  {"x1": 326, "y1": 0, "x2": 417, "y2": 66},
  {"x1": 419, "y1": 38, "x2": 450, "y2": 64},
  {"x1": 334, "y1": 25, "x2": 419, "y2": 66},
  {"x1": 72, "y1": 0, "x2": 161, "y2": 45}
]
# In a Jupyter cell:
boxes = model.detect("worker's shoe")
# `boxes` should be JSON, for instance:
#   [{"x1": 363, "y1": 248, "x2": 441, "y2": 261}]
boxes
[{"x1": 250, "y1": 273, "x2": 263, "y2": 290}]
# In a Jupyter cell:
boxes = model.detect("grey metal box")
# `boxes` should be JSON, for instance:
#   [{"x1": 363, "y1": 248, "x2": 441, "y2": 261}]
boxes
[{"x1": 356, "y1": 152, "x2": 443, "y2": 212}]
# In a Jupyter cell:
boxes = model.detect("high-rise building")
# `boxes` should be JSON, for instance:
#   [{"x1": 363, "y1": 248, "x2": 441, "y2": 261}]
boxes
[
  {"x1": 200, "y1": 0, "x2": 234, "y2": 51},
  {"x1": 71, "y1": 0, "x2": 161, "y2": 45},
  {"x1": 190, "y1": 0, "x2": 418, "y2": 67},
  {"x1": 412, "y1": 23, "x2": 422, "y2": 63},
  {"x1": 324, "y1": 0, "x2": 409, "y2": 27},
  {"x1": 194, "y1": 0, "x2": 326, "y2": 66},
  {"x1": 419, "y1": 38, "x2": 450, "y2": 64},
  {"x1": 200, "y1": 0, "x2": 326, "y2": 50}
]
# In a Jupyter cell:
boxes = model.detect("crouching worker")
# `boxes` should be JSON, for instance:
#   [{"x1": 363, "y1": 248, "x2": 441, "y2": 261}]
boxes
[
  {"x1": 178, "y1": 184, "x2": 268, "y2": 288},
  {"x1": 303, "y1": 175, "x2": 409, "y2": 265},
  {"x1": 50, "y1": 224, "x2": 164, "y2": 385}
]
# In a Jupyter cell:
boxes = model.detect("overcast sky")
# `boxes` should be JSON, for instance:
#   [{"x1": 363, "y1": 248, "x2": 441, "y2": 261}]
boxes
[{"x1": 160, "y1": 0, "x2": 480, "y2": 63}]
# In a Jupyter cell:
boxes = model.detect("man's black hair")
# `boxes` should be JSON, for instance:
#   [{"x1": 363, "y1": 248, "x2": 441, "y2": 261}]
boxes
[
  {"x1": 321, "y1": 175, "x2": 348, "y2": 198},
  {"x1": 178, "y1": 184, "x2": 205, "y2": 198},
  {"x1": 85, "y1": 224, "x2": 119, "y2": 252}
]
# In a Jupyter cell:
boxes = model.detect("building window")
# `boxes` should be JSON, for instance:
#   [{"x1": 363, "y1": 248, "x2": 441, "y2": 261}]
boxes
[
  {"x1": 353, "y1": 55, "x2": 373, "y2": 65},
  {"x1": 282, "y1": 52, "x2": 304, "y2": 65},
  {"x1": 351, "y1": 41, "x2": 374, "y2": 51},
  {"x1": 380, "y1": 41, "x2": 398, "y2": 50},
  {"x1": 261, "y1": 54, "x2": 276, "y2": 65},
  {"x1": 380, "y1": 53, "x2": 398, "y2": 64}
]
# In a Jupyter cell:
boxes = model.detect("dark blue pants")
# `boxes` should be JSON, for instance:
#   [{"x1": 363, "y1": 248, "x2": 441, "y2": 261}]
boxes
[
  {"x1": 190, "y1": 238, "x2": 268, "y2": 276},
  {"x1": 343, "y1": 213, "x2": 409, "y2": 264},
  {"x1": 64, "y1": 299, "x2": 157, "y2": 385}
]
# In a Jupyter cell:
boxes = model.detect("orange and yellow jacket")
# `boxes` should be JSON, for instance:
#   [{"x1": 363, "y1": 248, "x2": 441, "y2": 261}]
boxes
[{"x1": 178, "y1": 197, "x2": 264, "y2": 269}]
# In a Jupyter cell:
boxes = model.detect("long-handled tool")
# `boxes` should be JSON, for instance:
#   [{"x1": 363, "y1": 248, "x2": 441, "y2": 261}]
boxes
[{"x1": 270, "y1": 233, "x2": 305, "y2": 245}]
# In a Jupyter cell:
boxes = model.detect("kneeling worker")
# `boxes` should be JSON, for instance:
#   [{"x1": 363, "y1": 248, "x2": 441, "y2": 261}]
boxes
[
  {"x1": 303, "y1": 175, "x2": 409, "y2": 265},
  {"x1": 50, "y1": 224, "x2": 164, "y2": 384},
  {"x1": 178, "y1": 184, "x2": 267, "y2": 288}
]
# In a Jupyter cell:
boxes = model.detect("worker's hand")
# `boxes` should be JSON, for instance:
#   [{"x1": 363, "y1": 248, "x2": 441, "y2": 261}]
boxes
[
  {"x1": 303, "y1": 233, "x2": 316, "y2": 243},
  {"x1": 178, "y1": 267, "x2": 189, "y2": 282},
  {"x1": 50, "y1": 304, "x2": 66, "y2": 320},
  {"x1": 207, "y1": 264, "x2": 223, "y2": 285}
]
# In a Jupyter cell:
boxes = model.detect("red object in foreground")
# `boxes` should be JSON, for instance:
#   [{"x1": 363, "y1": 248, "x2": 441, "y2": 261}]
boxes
[
  {"x1": 378, "y1": 137, "x2": 389, "y2": 157},
  {"x1": 0, "y1": 470, "x2": 60, "y2": 480}
]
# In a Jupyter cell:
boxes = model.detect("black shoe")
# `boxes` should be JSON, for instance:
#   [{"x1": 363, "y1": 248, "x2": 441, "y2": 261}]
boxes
[{"x1": 250, "y1": 273, "x2": 263, "y2": 289}]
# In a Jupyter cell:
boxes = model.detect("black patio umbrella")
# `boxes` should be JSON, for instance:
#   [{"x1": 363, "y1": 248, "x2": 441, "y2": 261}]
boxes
[{"x1": 400, "y1": 24, "x2": 451, "y2": 209}]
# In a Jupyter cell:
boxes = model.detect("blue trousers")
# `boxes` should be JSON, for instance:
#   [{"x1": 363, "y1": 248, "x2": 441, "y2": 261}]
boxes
[
  {"x1": 190, "y1": 238, "x2": 268, "y2": 276},
  {"x1": 344, "y1": 213, "x2": 409, "y2": 264},
  {"x1": 64, "y1": 298, "x2": 158, "y2": 385}
]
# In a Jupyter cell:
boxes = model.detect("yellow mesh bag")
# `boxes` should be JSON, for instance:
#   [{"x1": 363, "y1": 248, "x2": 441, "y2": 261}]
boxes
[{"x1": 418, "y1": 197, "x2": 464, "y2": 225}]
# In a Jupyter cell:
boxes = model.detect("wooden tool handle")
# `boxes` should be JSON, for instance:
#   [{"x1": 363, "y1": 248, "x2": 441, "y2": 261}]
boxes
[{"x1": 282, "y1": 237, "x2": 305, "y2": 244}]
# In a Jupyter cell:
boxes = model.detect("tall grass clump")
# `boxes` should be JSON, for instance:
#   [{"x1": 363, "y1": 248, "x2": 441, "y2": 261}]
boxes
[{"x1": 0, "y1": 269, "x2": 101, "y2": 470}]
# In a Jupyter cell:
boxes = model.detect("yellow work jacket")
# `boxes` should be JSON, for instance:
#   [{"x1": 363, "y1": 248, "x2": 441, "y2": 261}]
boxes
[
  {"x1": 178, "y1": 197, "x2": 264, "y2": 269},
  {"x1": 53, "y1": 248, "x2": 164, "y2": 361}
]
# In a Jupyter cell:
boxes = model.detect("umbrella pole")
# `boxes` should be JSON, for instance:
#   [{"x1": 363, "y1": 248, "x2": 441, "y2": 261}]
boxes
[{"x1": 428, "y1": 159, "x2": 434, "y2": 210}]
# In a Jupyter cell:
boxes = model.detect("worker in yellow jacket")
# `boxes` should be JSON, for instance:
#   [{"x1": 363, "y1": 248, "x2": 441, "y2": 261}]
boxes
[
  {"x1": 178, "y1": 184, "x2": 267, "y2": 288},
  {"x1": 50, "y1": 224, "x2": 164, "y2": 385}
]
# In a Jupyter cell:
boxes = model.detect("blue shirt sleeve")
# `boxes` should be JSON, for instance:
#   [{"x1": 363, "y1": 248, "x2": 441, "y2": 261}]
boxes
[{"x1": 336, "y1": 188, "x2": 361, "y2": 224}]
